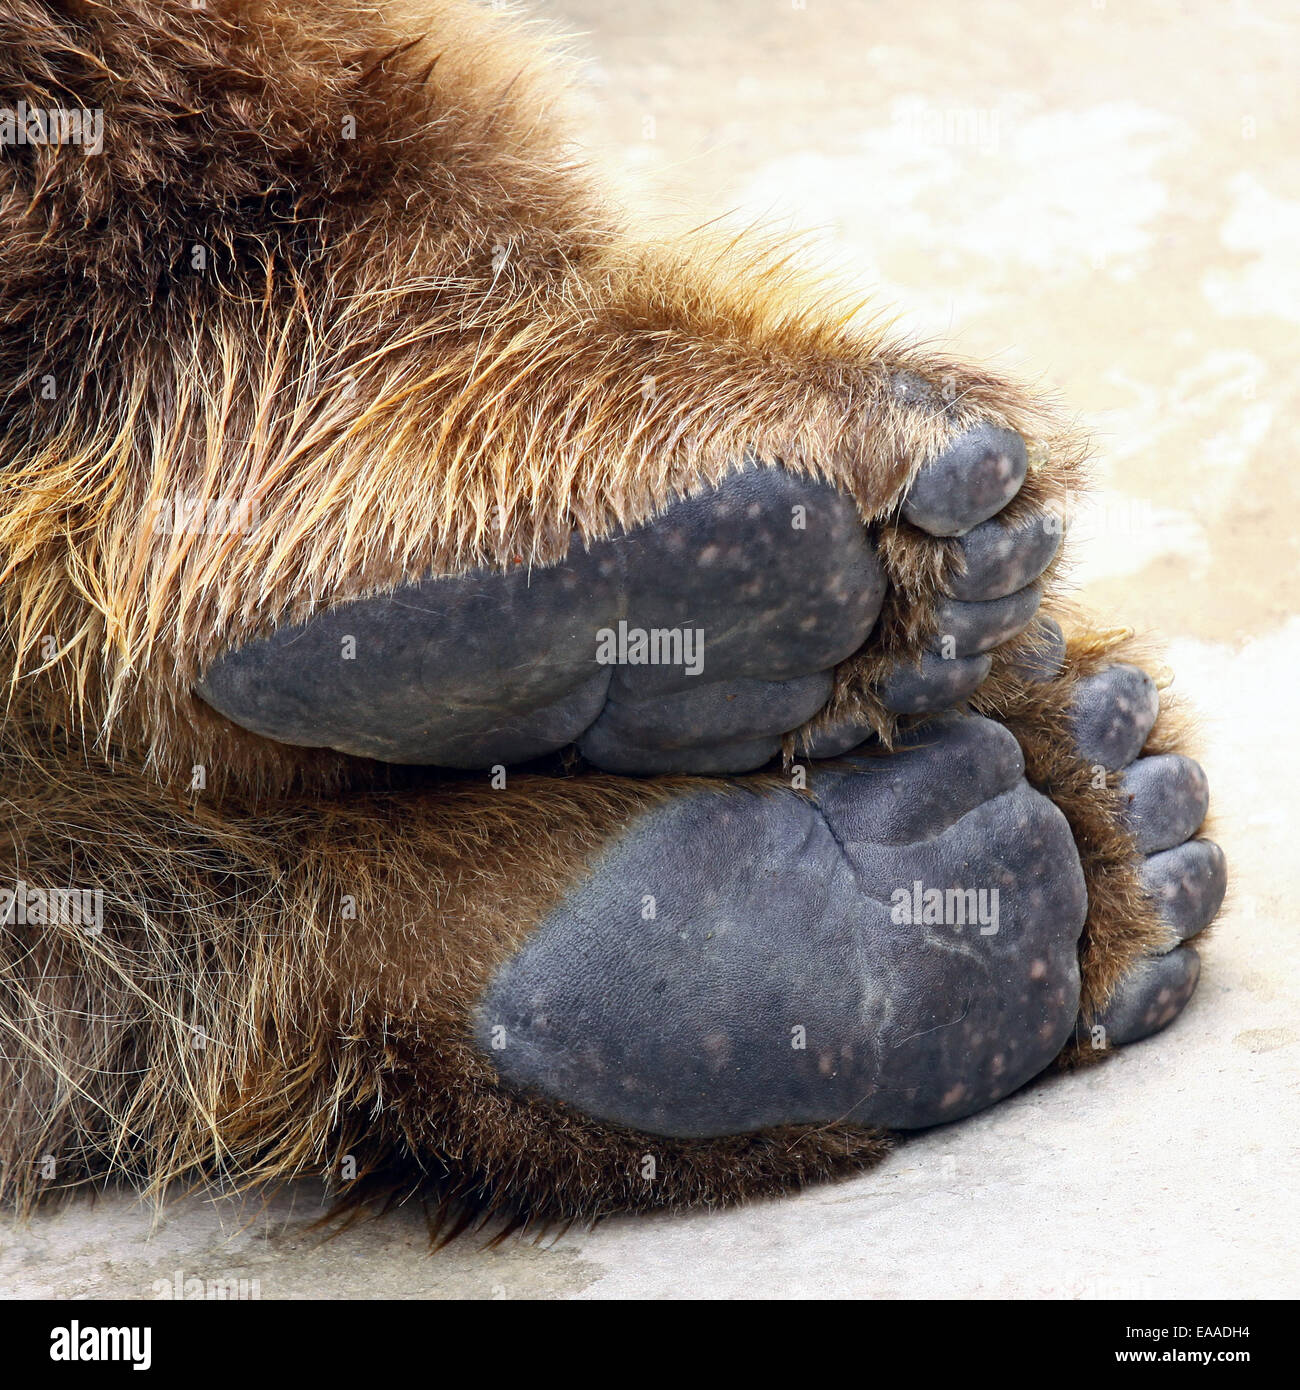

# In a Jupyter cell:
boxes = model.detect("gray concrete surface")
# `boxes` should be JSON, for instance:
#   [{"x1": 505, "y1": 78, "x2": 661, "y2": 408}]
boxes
[{"x1": 2, "y1": 0, "x2": 1297, "y2": 1299}]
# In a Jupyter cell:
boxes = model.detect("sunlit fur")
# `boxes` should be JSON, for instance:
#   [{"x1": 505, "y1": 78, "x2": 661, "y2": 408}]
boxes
[{"x1": 0, "y1": 0, "x2": 1085, "y2": 795}]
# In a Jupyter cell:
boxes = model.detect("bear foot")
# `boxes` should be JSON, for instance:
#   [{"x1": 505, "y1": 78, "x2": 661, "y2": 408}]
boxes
[
  {"x1": 473, "y1": 654, "x2": 1224, "y2": 1139},
  {"x1": 196, "y1": 423, "x2": 1056, "y2": 773}
]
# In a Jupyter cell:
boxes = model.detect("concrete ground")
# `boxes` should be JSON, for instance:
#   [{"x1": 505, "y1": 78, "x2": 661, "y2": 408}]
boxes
[{"x1": 3, "y1": 0, "x2": 1297, "y2": 1299}]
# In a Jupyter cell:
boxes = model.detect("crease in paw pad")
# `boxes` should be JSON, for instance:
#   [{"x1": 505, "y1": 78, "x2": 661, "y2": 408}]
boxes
[
  {"x1": 198, "y1": 431, "x2": 1043, "y2": 773},
  {"x1": 475, "y1": 713, "x2": 1088, "y2": 1138}
]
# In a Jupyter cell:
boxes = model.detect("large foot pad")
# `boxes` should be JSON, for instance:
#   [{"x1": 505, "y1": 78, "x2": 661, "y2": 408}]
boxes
[{"x1": 475, "y1": 714, "x2": 1087, "y2": 1137}]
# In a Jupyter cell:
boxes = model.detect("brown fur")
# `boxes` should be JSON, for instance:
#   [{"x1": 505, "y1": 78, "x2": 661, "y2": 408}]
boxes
[
  {"x1": 0, "y1": 693, "x2": 893, "y2": 1219},
  {"x1": 0, "y1": 0, "x2": 1083, "y2": 797},
  {"x1": 0, "y1": 0, "x2": 1206, "y2": 1223}
]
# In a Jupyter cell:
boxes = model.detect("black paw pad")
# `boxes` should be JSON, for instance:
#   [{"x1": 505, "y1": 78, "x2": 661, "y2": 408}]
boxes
[
  {"x1": 477, "y1": 714, "x2": 1087, "y2": 1138},
  {"x1": 198, "y1": 465, "x2": 884, "y2": 770},
  {"x1": 1120, "y1": 754, "x2": 1210, "y2": 854},
  {"x1": 1095, "y1": 946, "x2": 1201, "y2": 1048},
  {"x1": 902, "y1": 424, "x2": 1028, "y2": 537},
  {"x1": 1069, "y1": 663, "x2": 1160, "y2": 770},
  {"x1": 1141, "y1": 838, "x2": 1227, "y2": 941}
]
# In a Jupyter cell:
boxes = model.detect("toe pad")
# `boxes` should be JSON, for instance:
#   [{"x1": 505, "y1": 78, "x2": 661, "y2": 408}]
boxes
[
  {"x1": 902, "y1": 424, "x2": 1028, "y2": 537},
  {"x1": 1096, "y1": 946, "x2": 1201, "y2": 1047},
  {"x1": 1121, "y1": 754, "x2": 1210, "y2": 854},
  {"x1": 948, "y1": 511, "x2": 1061, "y2": 601},
  {"x1": 1070, "y1": 663, "x2": 1160, "y2": 770},
  {"x1": 1141, "y1": 838, "x2": 1227, "y2": 942}
]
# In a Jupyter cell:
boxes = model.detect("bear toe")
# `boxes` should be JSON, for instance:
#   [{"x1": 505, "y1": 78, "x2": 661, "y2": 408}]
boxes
[
  {"x1": 1069, "y1": 662, "x2": 1161, "y2": 771},
  {"x1": 901, "y1": 423, "x2": 1029, "y2": 537},
  {"x1": 1120, "y1": 753, "x2": 1211, "y2": 855}
]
